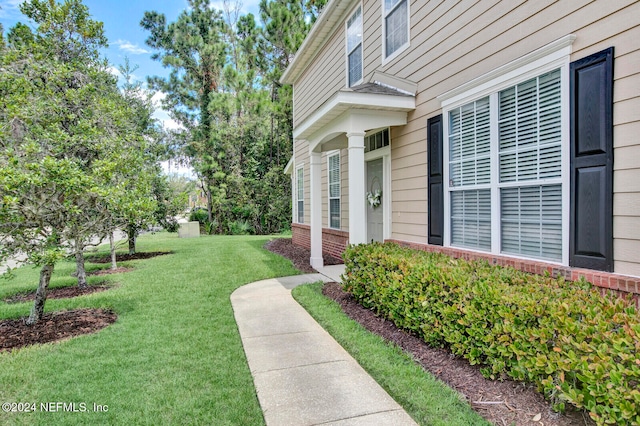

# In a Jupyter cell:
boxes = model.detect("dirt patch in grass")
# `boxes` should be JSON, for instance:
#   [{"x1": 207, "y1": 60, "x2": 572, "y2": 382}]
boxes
[
  {"x1": 264, "y1": 238, "x2": 342, "y2": 273},
  {"x1": 0, "y1": 309, "x2": 117, "y2": 353},
  {"x1": 87, "y1": 251, "x2": 172, "y2": 264},
  {"x1": 322, "y1": 282, "x2": 593, "y2": 426},
  {"x1": 265, "y1": 239, "x2": 593, "y2": 426},
  {"x1": 88, "y1": 267, "x2": 134, "y2": 276},
  {"x1": 4, "y1": 283, "x2": 112, "y2": 304}
]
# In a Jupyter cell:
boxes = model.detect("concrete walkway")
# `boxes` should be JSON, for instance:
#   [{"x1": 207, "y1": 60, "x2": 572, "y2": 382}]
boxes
[{"x1": 231, "y1": 270, "x2": 418, "y2": 426}]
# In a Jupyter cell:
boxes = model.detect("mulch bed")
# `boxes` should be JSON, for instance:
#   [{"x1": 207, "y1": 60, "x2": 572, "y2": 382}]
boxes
[
  {"x1": 0, "y1": 309, "x2": 117, "y2": 353},
  {"x1": 264, "y1": 238, "x2": 594, "y2": 426},
  {"x1": 264, "y1": 238, "x2": 342, "y2": 273},
  {"x1": 4, "y1": 283, "x2": 112, "y2": 304},
  {"x1": 86, "y1": 251, "x2": 172, "y2": 264}
]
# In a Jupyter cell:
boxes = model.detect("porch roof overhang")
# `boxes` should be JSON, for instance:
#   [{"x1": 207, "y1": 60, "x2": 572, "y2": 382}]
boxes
[
  {"x1": 283, "y1": 156, "x2": 294, "y2": 175},
  {"x1": 293, "y1": 89, "x2": 416, "y2": 152}
]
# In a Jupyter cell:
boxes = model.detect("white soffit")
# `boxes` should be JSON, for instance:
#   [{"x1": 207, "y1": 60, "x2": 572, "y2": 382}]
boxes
[
  {"x1": 293, "y1": 90, "x2": 415, "y2": 141},
  {"x1": 281, "y1": 0, "x2": 357, "y2": 85}
]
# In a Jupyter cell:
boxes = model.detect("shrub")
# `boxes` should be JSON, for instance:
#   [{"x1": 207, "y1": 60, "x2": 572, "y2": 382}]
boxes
[
  {"x1": 342, "y1": 242, "x2": 640, "y2": 425},
  {"x1": 228, "y1": 220, "x2": 253, "y2": 235},
  {"x1": 189, "y1": 207, "x2": 208, "y2": 225}
]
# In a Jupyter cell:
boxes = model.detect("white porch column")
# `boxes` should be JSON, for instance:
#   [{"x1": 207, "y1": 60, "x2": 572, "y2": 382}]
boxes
[
  {"x1": 309, "y1": 150, "x2": 324, "y2": 268},
  {"x1": 347, "y1": 132, "x2": 367, "y2": 245}
]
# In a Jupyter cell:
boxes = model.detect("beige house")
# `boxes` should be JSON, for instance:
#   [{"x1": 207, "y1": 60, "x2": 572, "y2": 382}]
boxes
[{"x1": 283, "y1": 0, "x2": 640, "y2": 295}]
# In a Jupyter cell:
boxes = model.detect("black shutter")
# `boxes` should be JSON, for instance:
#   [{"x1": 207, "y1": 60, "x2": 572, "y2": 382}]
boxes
[
  {"x1": 569, "y1": 47, "x2": 614, "y2": 271},
  {"x1": 428, "y1": 114, "x2": 444, "y2": 246}
]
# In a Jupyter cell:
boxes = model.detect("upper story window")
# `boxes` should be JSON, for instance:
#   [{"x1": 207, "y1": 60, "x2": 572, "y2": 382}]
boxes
[
  {"x1": 346, "y1": 6, "x2": 363, "y2": 87},
  {"x1": 383, "y1": 0, "x2": 409, "y2": 60}
]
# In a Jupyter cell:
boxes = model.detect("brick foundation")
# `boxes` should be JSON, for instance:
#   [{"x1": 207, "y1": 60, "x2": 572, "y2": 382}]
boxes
[
  {"x1": 321, "y1": 228, "x2": 349, "y2": 260},
  {"x1": 291, "y1": 226, "x2": 638, "y2": 303},
  {"x1": 291, "y1": 223, "x2": 311, "y2": 251},
  {"x1": 291, "y1": 223, "x2": 348, "y2": 260},
  {"x1": 387, "y1": 239, "x2": 640, "y2": 304}
]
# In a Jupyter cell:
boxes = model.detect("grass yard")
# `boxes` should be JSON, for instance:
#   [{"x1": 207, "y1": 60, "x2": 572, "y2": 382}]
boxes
[
  {"x1": 0, "y1": 233, "x2": 298, "y2": 425},
  {"x1": 292, "y1": 283, "x2": 490, "y2": 426}
]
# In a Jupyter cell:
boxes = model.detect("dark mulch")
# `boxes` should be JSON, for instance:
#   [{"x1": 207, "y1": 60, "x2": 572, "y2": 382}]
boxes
[
  {"x1": 263, "y1": 239, "x2": 593, "y2": 426},
  {"x1": 4, "y1": 283, "x2": 112, "y2": 304},
  {"x1": 88, "y1": 267, "x2": 134, "y2": 276},
  {"x1": 264, "y1": 238, "x2": 342, "y2": 273},
  {"x1": 0, "y1": 309, "x2": 117, "y2": 353},
  {"x1": 322, "y1": 282, "x2": 593, "y2": 426},
  {"x1": 87, "y1": 251, "x2": 172, "y2": 264}
]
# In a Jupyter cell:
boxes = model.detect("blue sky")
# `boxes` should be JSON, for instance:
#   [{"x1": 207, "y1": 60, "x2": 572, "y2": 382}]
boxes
[{"x1": 1, "y1": 0, "x2": 262, "y2": 176}]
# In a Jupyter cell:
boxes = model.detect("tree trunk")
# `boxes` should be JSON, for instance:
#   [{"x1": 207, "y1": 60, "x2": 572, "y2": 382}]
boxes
[
  {"x1": 109, "y1": 231, "x2": 117, "y2": 270},
  {"x1": 26, "y1": 263, "x2": 54, "y2": 325},
  {"x1": 127, "y1": 225, "x2": 136, "y2": 255},
  {"x1": 205, "y1": 183, "x2": 214, "y2": 224},
  {"x1": 75, "y1": 243, "x2": 87, "y2": 288}
]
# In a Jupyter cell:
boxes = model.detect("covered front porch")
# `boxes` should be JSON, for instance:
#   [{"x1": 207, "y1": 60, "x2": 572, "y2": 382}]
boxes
[{"x1": 293, "y1": 80, "x2": 416, "y2": 268}]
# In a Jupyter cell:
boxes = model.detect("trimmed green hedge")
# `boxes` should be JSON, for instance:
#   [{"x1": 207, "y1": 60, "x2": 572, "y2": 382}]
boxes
[{"x1": 342, "y1": 242, "x2": 640, "y2": 425}]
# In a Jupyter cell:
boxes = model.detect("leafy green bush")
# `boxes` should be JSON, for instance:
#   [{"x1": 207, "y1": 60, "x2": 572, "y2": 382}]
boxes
[
  {"x1": 189, "y1": 207, "x2": 208, "y2": 225},
  {"x1": 228, "y1": 220, "x2": 253, "y2": 235},
  {"x1": 343, "y1": 242, "x2": 640, "y2": 425}
]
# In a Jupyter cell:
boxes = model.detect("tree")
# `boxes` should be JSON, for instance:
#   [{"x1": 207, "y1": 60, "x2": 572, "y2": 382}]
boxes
[
  {"x1": 0, "y1": 0, "x2": 144, "y2": 321},
  {"x1": 141, "y1": 0, "x2": 228, "y2": 225},
  {"x1": 140, "y1": 0, "x2": 324, "y2": 236}
]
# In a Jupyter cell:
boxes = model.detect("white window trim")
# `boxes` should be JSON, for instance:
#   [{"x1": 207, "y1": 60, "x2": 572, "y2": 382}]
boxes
[
  {"x1": 345, "y1": 3, "x2": 364, "y2": 88},
  {"x1": 439, "y1": 36, "x2": 574, "y2": 266},
  {"x1": 296, "y1": 164, "x2": 304, "y2": 224},
  {"x1": 327, "y1": 151, "x2": 341, "y2": 230},
  {"x1": 381, "y1": 0, "x2": 410, "y2": 65}
]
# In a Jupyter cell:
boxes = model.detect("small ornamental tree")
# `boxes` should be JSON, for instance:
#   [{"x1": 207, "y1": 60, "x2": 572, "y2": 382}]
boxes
[{"x1": 0, "y1": 0, "x2": 144, "y2": 320}]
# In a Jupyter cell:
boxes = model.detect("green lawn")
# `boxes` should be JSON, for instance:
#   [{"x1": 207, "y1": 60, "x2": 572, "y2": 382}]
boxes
[
  {"x1": 292, "y1": 283, "x2": 490, "y2": 426},
  {"x1": 1, "y1": 233, "x2": 488, "y2": 426},
  {"x1": 0, "y1": 233, "x2": 298, "y2": 425}
]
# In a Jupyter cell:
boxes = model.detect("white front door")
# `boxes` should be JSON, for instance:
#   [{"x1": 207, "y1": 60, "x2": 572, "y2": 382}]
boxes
[{"x1": 366, "y1": 158, "x2": 384, "y2": 243}]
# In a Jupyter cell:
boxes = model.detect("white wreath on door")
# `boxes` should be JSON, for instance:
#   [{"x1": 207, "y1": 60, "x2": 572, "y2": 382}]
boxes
[{"x1": 366, "y1": 176, "x2": 382, "y2": 208}]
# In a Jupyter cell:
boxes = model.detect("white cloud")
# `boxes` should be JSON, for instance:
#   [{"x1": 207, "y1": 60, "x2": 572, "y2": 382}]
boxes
[
  {"x1": 114, "y1": 39, "x2": 150, "y2": 55},
  {"x1": 151, "y1": 91, "x2": 167, "y2": 105},
  {"x1": 107, "y1": 66, "x2": 122, "y2": 78},
  {"x1": 153, "y1": 108, "x2": 183, "y2": 131},
  {"x1": 209, "y1": 0, "x2": 261, "y2": 20}
]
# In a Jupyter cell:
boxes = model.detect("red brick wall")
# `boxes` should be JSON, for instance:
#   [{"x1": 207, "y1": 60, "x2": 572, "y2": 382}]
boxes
[
  {"x1": 387, "y1": 239, "x2": 640, "y2": 304},
  {"x1": 292, "y1": 223, "x2": 310, "y2": 250},
  {"x1": 321, "y1": 228, "x2": 349, "y2": 259},
  {"x1": 291, "y1": 223, "x2": 348, "y2": 260}
]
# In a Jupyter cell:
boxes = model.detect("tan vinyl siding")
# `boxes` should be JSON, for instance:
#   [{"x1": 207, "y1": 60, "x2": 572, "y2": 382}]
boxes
[
  {"x1": 362, "y1": 0, "x2": 381, "y2": 81},
  {"x1": 292, "y1": 0, "x2": 640, "y2": 274},
  {"x1": 382, "y1": 0, "x2": 640, "y2": 273},
  {"x1": 294, "y1": 29, "x2": 346, "y2": 128}
]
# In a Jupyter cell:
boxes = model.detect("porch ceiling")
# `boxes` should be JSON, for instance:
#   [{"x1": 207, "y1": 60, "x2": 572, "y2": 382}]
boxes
[{"x1": 293, "y1": 89, "x2": 416, "y2": 150}]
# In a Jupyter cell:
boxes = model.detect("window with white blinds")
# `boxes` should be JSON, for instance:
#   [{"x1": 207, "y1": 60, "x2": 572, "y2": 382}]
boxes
[
  {"x1": 449, "y1": 97, "x2": 491, "y2": 187},
  {"x1": 346, "y1": 7, "x2": 362, "y2": 87},
  {"x1": 296, "y1": 166, "x2": 304, "y2": 224},
  {"x1": 383, "y1": 0, "x2": 408, "y2": 59},
  {"x1": 446, "y1": 68, "x2": 564, "y2": 262},
  {"x1": 328, "y1": 153, "x2": 340, "y2": 229},
  {"x1": 451, "y1": 190, "x2": 491, "y2": 250}
]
